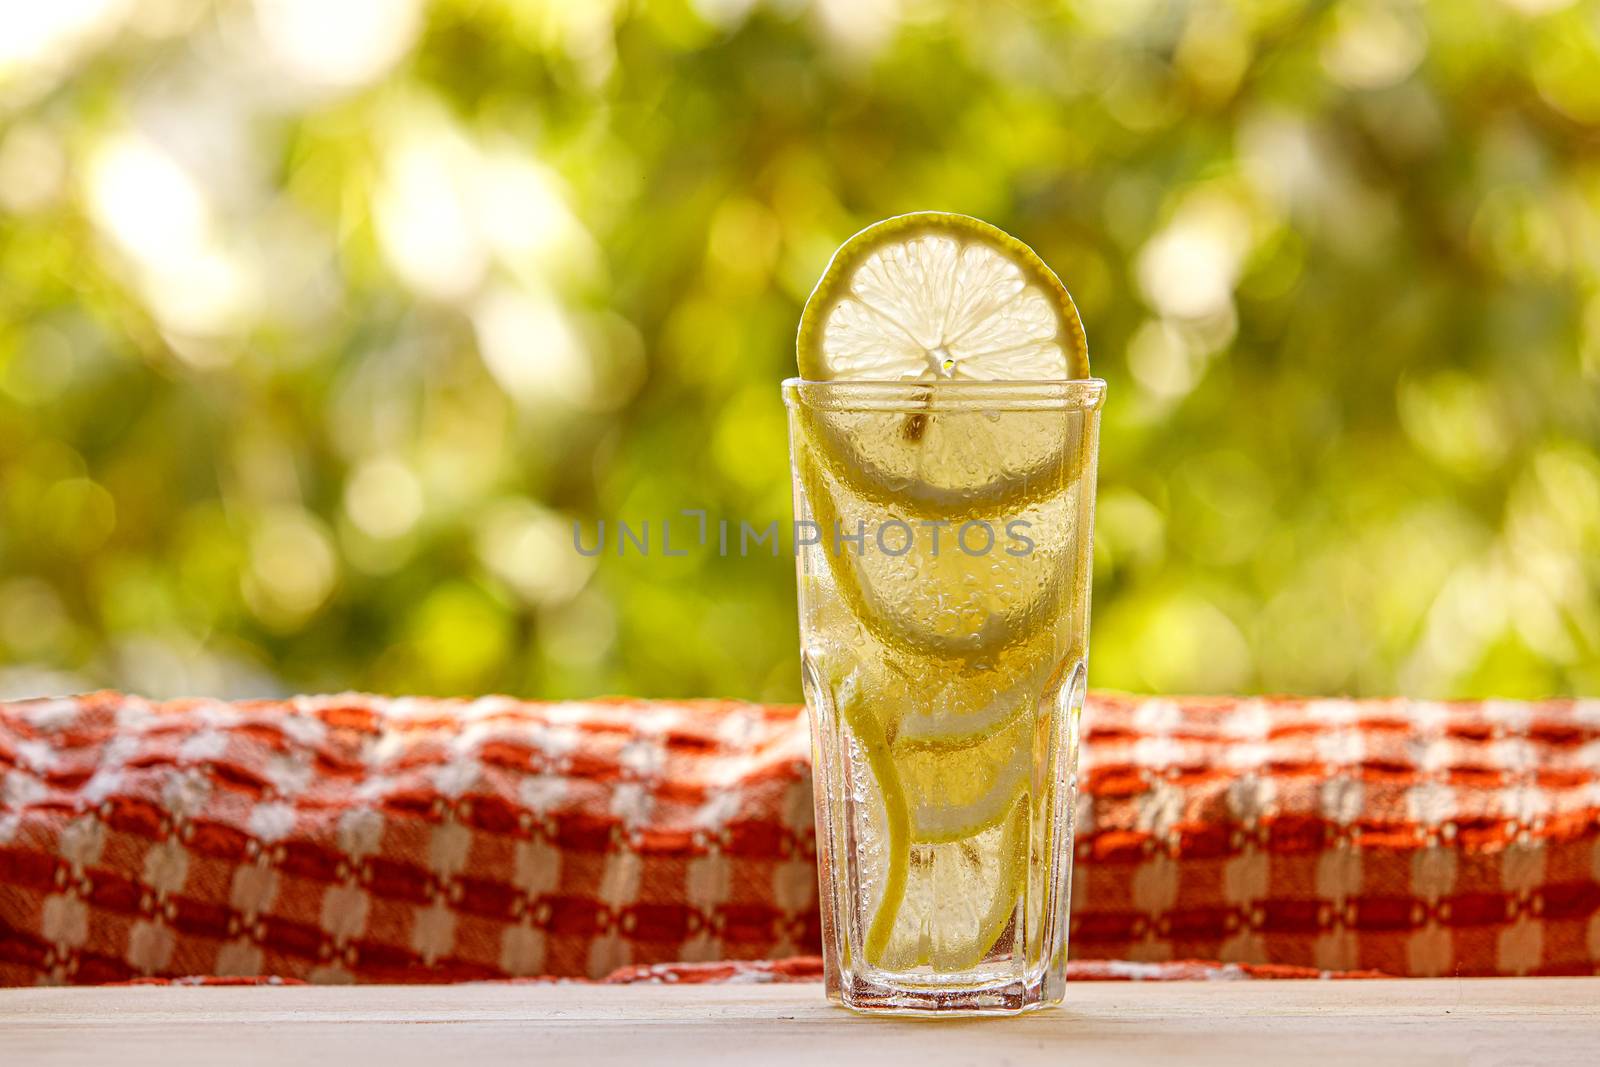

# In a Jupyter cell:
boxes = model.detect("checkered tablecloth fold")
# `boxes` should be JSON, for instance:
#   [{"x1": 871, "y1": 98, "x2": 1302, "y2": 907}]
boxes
[{"x1": 2, "y1": 691, "x2": 1596, "y2": 984}]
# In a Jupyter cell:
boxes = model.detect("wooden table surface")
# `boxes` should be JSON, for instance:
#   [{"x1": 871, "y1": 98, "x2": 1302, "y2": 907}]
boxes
[{"x1": 3, "y1": 978, "x2": 1597, "y2": 1066}]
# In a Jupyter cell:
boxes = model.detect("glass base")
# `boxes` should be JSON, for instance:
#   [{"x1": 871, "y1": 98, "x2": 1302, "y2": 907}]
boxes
[{"x1": 832, "y1": 970, "x2": 1061, "y2": 1016}]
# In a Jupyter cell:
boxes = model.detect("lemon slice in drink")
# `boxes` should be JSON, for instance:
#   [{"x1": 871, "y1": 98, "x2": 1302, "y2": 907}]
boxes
[
  {"x1": 893, "y1": 700, "x2": 1035, "y2": 844},
  {"x1": 798, "y1": 212, "x2": 1089, "y2": 383},
  {"x1": 795, "y1": 398, "x2": 1089, "y2": 522},
  {"x1": 828, "y1": 659, "x2": 1035, "y2": 971},
  {"x1": 795, "y1": 443, "x2": 1078, "y2": 663},
  {"x1": 876, "y1": 798, "x2": 1030, "y2": 973},
  {"x1": 796, "y1": 213, "x2": 1091, "y2": 520},
  {"x1": 892, "y1": 640, "x2": 1066, "y2": 750}
]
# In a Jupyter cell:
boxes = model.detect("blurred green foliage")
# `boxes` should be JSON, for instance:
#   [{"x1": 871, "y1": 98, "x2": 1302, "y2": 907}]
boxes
[{"x1": 0, "y1": 0, "x2": 1597, "y2": 703}]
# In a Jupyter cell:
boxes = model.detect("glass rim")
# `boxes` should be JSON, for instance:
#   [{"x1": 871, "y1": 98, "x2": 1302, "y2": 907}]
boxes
[{"x1": 781, "y1": 377, "x2": 1106, "y2": 412}]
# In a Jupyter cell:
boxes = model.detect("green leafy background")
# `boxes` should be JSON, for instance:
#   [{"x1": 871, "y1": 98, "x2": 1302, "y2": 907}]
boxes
[{"x1": 0, "y1": 0, "x2": 1596, "y2": 702}]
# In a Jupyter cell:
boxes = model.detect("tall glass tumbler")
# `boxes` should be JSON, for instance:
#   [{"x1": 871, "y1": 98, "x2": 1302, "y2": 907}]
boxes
[{"x1": 784, "y1": 378, "x2": 1105, "y2": 1015}]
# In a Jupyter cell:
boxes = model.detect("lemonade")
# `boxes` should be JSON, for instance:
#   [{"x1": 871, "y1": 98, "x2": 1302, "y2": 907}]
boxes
[{"x1": 785, "y1": 214, "x2": 1104, "y2": 1014}]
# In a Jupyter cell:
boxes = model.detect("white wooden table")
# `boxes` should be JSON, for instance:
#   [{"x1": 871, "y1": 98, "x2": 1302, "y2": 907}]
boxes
[{"x1": 3, "y1": 978, "x2": 1596, "y2": 1066}]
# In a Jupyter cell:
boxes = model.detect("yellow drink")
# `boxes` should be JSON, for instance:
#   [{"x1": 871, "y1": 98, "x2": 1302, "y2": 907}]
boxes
[{"x1": 786, "y1": 379, "x2": 1103, "y2": 1014}]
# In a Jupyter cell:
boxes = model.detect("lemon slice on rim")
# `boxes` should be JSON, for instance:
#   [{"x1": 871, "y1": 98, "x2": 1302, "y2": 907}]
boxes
[
  {"x1": 798, "y1": 212, "x2": 1089, "y2": 383},
  {"x1": 795, "y1": 213, "x2": 1092, "y2": 520}
]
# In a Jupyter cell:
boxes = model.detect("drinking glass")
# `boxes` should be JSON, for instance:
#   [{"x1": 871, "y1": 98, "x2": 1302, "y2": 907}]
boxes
[{"x1": 784, "y1": 378, "x2": 1104, "y2": 1015}]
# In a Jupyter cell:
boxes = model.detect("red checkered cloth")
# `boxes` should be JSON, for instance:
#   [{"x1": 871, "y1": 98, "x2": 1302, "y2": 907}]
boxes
[
  {"x1": 1, "y1": 691, "x2": 1597, "y2": 985},
  {"x1": 0, "y1": 693, "x2": 816, "y2": 985},
  {"x1": 1076, "y1": 694, "x2": 1600, "y2": 977}
]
